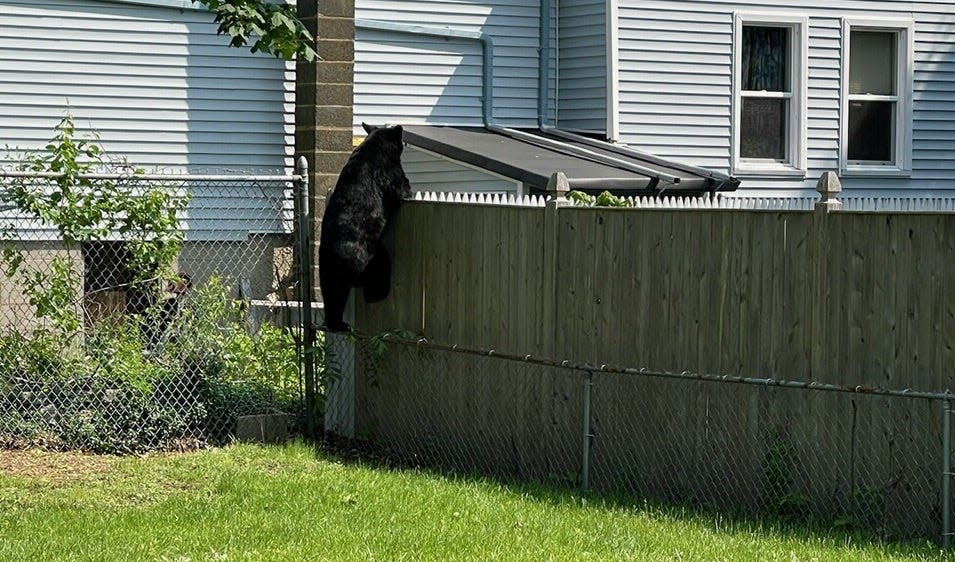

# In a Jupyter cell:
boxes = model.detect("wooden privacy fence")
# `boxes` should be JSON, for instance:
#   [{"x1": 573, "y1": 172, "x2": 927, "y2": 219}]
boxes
[
  {"x1": 342, "y1": 183, "x2": 955, "y2": 540},
  {"x1": 359, "y1": 188, "x2": 955, "y2": 389}
]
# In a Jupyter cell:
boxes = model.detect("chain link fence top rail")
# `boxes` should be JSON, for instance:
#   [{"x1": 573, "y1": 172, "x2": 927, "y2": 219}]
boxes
[
  {"x1": 0, "y1": 170, "x2": 308, "y2": 453},
  {"x1": 320, "y1": 331, "x2": 955, "y2": 544}
]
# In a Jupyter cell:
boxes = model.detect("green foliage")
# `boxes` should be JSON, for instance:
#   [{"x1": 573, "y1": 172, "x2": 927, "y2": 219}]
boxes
[
  {"x1": 20, "y1": 256, "x2": 81, "y2": 336},
  {"x1": 567, "y1": 190, "x2": 595, "y2": 206},
  {"x1": 163, "y1": 276, "x2": 302, "y2": 438},
  {"x1": 85, "y1": 318, "x2": 172, "y2": 394},
  {"x1": 0, "y1": 319, "x2": 191, "y2": 453},
  {"x1": 0, "y1": 119, "x2": 308, "y2": 454},
  {"x1": 1, "y1": 114, "x2": 190, "y2": 340},
  {"x1": 567, "y1": 190, "x2": 632, "y2": 207},
  {"x1": 0, "y1": 331, "x2": 88, "y2": 389},
  {"x1": 6, "y1": 115, "x2": 188, "y2": 256},
  {"x1": 168, "y1": 276, "x2": 300, "y2": 400},
  {"x1": 595, "y1": 190, "x2": 630, "y2": 207},
  {"x1": 194, "y1": 0, "x2": 317, "y2": 61},
  {"x1": 0, "y1": 274, "x2": 305, "y2": 453}
]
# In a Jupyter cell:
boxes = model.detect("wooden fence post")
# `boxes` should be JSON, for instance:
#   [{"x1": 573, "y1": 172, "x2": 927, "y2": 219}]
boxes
[
  {"x1": 541, "y1": 195, "x2": 564, "y2": 355},
  {"x1": 809, "y1": 172, "x2": 842, "y2": 380},
  {"x1": 545, "y1": 171, "x2": 570, "y2": 198},
  {"x1": 541, "y1": 194, "x2": 568, "y2": 474}
]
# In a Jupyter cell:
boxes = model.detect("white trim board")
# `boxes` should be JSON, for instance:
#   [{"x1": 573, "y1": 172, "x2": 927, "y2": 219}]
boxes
[{"x1": 606, "y1": 0, "x2": 620, "y2": 142}]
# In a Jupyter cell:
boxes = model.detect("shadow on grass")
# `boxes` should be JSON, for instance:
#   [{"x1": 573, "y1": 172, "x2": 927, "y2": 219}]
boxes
[{"x1": 285, "y1": 433, "x2": 948, "y2": 557}]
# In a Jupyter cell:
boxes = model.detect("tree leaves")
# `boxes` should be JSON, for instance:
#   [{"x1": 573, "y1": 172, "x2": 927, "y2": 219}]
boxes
[{"x1": 193, "y1": 0, "x2": 318, "y2": 62}]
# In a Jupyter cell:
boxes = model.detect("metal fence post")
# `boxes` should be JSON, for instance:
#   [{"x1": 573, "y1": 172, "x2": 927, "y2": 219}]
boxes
[
  {"x1": 581, "y1": 371, "x2": 594, "y2": 492},
  {"x1": 943, "y1": 395, "x2": 952, "y2": 547},
  {"x1": 295, "y1": 156, "x2": 318, "y2": 440}
]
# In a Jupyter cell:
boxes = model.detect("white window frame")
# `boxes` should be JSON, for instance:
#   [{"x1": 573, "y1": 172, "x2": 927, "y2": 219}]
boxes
[
  {"x1": 839, "y1": 17, "x2": 914, "y2": 177},
  {"x1": 731, "y1": 13, "x2": 808, "y2": 178}
]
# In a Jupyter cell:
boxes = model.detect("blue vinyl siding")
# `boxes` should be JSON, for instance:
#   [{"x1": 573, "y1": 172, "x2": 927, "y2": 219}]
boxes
[
  {"x1": 557, "y1": 0, "x2": 607, "y2": 133},
  {"x1": 0, "y1": 0, "x2": 294, "y2": 173},
  {"x1": 355, "y1": 0, "x2": 542, "y2": 132},
  {"x1": 617, "y1": 0, "x2": 955, "y2": 195},
  {"x1": 0, "y1": 0, "x2": 295, "y2": 240}
]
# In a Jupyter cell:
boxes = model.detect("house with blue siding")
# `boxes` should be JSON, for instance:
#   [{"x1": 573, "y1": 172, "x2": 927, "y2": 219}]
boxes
[
  {"x1": 0, "y1": 0, "x2": 297, "y2": 235},
  {"x1": 353, "y1": 0, "x2": 955, "y2": 199},
  {"x1": 1, "y1": 0, "x2": 295, "y2": 172},
  {"x1": 0, "y1": 0, "x2": 298, "y2": 320}
]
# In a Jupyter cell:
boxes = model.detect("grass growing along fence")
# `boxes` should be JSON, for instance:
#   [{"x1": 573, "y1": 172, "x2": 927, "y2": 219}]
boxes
[{"x1": 0, "y1": 442, "x2": 949, "y2": 561}]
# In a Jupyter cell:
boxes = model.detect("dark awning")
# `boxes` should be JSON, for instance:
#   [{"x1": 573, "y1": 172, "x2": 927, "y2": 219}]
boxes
[{"x1": 401, "y1": 125, "x2": 739, "y2": 195}]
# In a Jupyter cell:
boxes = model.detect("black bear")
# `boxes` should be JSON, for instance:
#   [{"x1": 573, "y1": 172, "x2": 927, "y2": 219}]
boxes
[{"x1": 319, "y1": 122, "x2": 411, "y2": 332}]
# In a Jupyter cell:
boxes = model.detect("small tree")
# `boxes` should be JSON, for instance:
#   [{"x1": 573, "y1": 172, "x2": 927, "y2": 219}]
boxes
[{"x1": 0, "y1": 115, "x2": 190, "y2": 338}]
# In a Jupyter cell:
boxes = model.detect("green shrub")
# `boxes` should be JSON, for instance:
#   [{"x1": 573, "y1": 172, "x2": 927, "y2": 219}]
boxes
[
  {"x1": 0, "y1": 277, "x2": 305, "y2": 453},
  {"x1": 0, "y1": 331, "x2": 88, "y2": 389},
  {"x1": 0, "y1": 118, "x2": 303, "y2": 453},
  {"x1": 166, "y1": 276, "x2": 301, "y2": 405},
  {"x1": 567, "y1": 190, "x2": 632, "y2": 207}
]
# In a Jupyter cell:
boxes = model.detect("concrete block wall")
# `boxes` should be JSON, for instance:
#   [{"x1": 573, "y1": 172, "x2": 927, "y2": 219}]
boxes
[
  {"x1": 296, "y1": 0, "x2": 356, "y2": 300},
  {"x1": 0, "y1": 242, "x2": 81, "y2": 332}
]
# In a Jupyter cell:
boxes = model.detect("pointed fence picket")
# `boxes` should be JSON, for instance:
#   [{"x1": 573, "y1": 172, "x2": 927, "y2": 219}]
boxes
[{"x1": 409, "y1": 188, "x2": 955, "y2": 215}]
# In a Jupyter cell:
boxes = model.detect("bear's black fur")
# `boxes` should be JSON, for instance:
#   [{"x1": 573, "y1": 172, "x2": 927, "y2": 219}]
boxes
[{"x1": 319, "y1": 123, "x2": 411, "y2": 332}]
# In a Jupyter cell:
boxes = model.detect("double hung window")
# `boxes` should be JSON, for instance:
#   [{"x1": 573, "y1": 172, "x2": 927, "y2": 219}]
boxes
[
  {"x1": 841, "y1": 19, "x2": 913, "y2": 175},
  {"x1": 733, "y1": 14, "x2": 807, "y2": 176}
]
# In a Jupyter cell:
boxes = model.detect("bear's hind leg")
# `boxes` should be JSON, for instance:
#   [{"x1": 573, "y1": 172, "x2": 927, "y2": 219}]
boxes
[
  {"x1": 320, "y1": 280, "x2": 352, "y2": 332},
  {"x1": 361, "y1": 242, "x2": 392, "y2": 303},
  {"x1": 319, "y1": 252, "x2": 354, "y2": 332}
]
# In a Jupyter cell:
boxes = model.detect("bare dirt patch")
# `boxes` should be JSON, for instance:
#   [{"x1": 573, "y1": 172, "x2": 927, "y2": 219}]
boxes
[{"x1": 0, "y1": 449, "x2": 118, "y2": 483}]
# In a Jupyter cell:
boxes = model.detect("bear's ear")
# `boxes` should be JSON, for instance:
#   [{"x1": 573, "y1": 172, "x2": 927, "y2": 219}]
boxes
[{"x1": 362, "y1": 122, "x2": 377, "y2": 134}]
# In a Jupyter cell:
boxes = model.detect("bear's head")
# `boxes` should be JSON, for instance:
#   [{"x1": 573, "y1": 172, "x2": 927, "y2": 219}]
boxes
[
  {"x1": 359, "y1": 122, "x2": 404, "y2": 162},
  {"x1": 354, "y1": 123, "x2": 410, "y2": 200}
]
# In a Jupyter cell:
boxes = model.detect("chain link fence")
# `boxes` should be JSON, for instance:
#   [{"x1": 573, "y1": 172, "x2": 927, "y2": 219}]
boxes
[
  {"x1": 321, "y1": 333, "x2": 954, "y2": 544},
  {"x1": 0, "y1": 170, "x2": 309, "y2": 453}
]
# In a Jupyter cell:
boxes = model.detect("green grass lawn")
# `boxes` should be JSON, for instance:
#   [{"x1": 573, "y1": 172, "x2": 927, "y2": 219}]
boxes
[{"x1": 0, "y1": 442, "x2": 951, "y2": 562}]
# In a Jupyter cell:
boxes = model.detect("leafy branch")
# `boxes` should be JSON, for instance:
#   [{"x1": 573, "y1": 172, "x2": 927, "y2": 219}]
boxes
[{"x1": 194, "y1": 0, "x2": 318, "y2": 62}]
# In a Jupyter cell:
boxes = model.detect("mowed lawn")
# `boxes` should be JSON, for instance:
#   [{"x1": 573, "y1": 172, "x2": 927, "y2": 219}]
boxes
[{"x1": 0, "y1": 443, "x2": 950, "y2": 562}]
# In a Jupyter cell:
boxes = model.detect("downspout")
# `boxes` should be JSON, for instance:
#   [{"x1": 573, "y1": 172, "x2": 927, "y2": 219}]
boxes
[
  {"x1": 606, "y1": 0, "x2": 620, "y2": 141},
  {"x1": 354, "y1": 19, "x2": 495, "y2": 126},
  {"x1": 538, "y1": 0, "x2": 552, "y2": 129}
]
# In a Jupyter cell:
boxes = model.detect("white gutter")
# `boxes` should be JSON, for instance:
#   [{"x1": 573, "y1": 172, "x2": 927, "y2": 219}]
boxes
[{"x1": 539, "y1": 0, "x2": 552, "y2": 128}]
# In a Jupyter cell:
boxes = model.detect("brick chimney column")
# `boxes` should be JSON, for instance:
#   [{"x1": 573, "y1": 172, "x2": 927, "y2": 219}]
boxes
[{"x1": 296, "y1": 0, "x2": 355, "y2": 297}]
